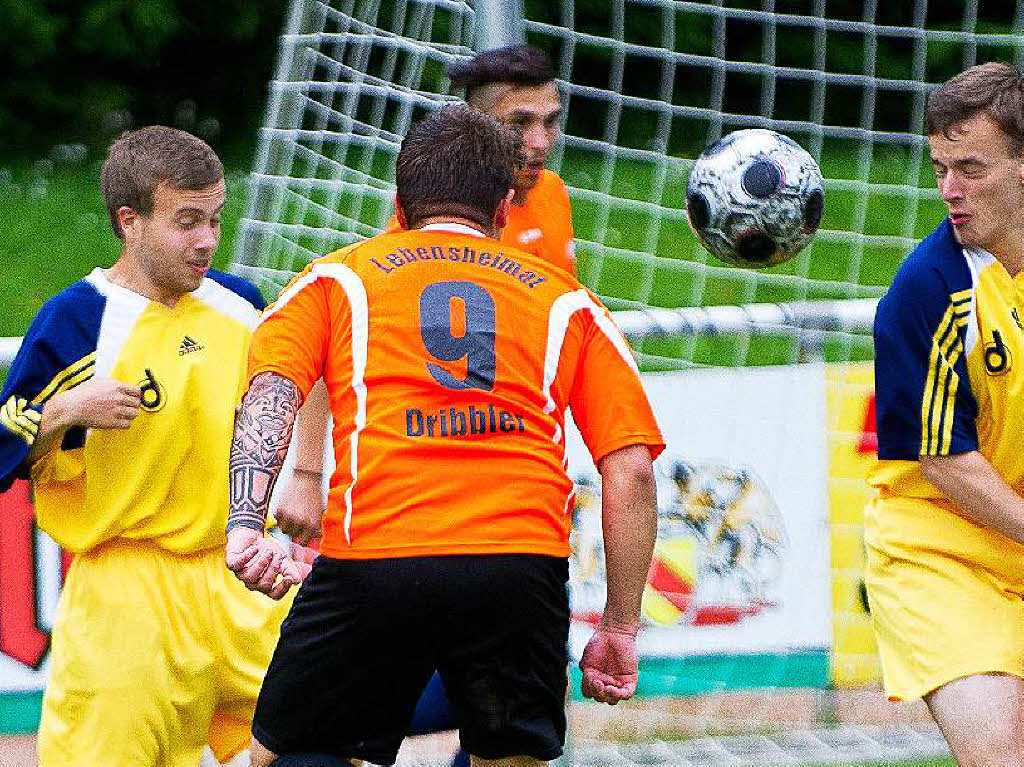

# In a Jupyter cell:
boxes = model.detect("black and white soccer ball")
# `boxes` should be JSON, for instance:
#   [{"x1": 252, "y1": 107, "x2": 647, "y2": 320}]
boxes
[{"x1": 685, "y1": 129, "x2": 825, "y2": 269}]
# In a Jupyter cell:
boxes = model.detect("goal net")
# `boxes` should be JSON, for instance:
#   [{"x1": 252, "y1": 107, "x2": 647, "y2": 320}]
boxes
[{"x1": 233, "y1": 1, "x2": 1024, "y2": 763}]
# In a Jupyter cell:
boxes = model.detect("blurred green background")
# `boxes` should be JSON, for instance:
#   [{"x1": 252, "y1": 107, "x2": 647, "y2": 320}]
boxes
[
  {"x1": 1, "y1": 0, "x2": 287, "y2": 337},
  {"x1": 0, "y1": 0, "x2": 1013, "y2": 344}
]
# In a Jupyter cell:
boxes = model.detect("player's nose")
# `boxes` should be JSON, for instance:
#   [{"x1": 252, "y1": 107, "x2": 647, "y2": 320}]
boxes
[
  {"x1": 193, "y1": 224, "x2": 220, "y2": 251},
  {"x1": 938, "y1": 172, "x2": 963, "y2": 201},
  {"x1": 524, "y1": 123, "x2": 550, "y2": 151}
]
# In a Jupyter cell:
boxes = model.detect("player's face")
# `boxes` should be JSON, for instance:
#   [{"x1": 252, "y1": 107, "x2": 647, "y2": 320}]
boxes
[
  {"x1": 488, "y1": 82, "x2": 562, "y2": 199},
  {"x1": 134, "y1": 181, "x2": 225, "y2": 302},
  {"x1": 929, "y1": 113, "x2": 1024, "y2": 259}
]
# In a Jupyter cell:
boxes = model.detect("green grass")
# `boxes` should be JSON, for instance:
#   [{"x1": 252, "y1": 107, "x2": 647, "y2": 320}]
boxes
[
  {"x1": 0, "y1": 158, "x2": 249, "y2": 338},
  {"x1": 1, "y1": 145, "x2": 948, "y2": 370}
]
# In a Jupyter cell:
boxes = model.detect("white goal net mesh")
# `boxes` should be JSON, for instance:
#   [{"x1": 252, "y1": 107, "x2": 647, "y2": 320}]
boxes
[{"x1": 232, "y1": 1, "x2": 1024, "y2": 764}]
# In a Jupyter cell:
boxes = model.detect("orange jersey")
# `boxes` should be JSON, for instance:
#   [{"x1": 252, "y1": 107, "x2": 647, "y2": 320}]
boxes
[
  {"x1": 249, "y1": 224, "x2": 663, "y2": 560},
  {"x1": 386, "y1": 169, "x2": 576, "y2": 276}
]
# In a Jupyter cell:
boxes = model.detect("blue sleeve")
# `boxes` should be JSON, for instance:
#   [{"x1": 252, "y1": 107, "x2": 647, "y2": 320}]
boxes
[
  {"x1": 207, "y1": 269, "x2": 266, "y2": 311},
  {"x1": 874, "y1": 255, "x2": 977, "y2": 460},
  {"x1": 0, "y1": 284, "x2": 104, "y2": 491}
]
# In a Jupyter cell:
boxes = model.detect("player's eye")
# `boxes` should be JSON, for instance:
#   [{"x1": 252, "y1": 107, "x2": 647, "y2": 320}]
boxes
[{"x1": 178, "y1": 217, "x2": 198, "y2": 229}]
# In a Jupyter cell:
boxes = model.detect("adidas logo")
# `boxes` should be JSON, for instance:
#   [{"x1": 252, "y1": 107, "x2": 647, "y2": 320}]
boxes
[{"x1": 178, "y1": 336, "x2": 204, "y2": 356}]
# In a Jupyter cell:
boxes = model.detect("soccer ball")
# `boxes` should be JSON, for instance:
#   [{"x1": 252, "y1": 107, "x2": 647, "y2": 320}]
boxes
[{"x1": 685, "y1": 129, "x2": 825, "y2": 269}]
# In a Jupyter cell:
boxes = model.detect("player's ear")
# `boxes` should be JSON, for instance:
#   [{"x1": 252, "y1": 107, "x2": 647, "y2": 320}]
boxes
[
  {"x1": 394, "y1": 194, "x2": 408, "y2": 229},
  {"x1": 116, "y1": 206, "x2": 138, "y2": 241},
  {"x1": 493, "y1": 188, "x2": 514, "y2": 231}
]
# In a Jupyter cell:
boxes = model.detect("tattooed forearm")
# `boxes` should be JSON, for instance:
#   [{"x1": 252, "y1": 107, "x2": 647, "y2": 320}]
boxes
[{"x1": 227, "y1": 372, "x2": 302, "y2": 533}]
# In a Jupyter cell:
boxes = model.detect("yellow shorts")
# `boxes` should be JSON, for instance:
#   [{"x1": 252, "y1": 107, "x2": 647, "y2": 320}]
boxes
[
  {"x1": 864, "y1": 495, "x2": 1024, "y2": 701},
  {"x1": 37, "y1": 539, "x2": 292, "y2": 767}
]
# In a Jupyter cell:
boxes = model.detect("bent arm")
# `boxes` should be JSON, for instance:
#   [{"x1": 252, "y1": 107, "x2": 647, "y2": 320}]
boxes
[
  {"x1": 273, "y1": 379, "x2": 330, "y2": 543},
  {"x1": 27, "y1": 379, "x2": 142, "y2": 462},
  {"x1": 27, "y1": 395, "x2": 76, "y2": 463},
  {"x1": 920, "y1": 451, "x2": 1024, "y2": 544},
  {"x1": 228, "y1": 372, "x2": 302, "y2": 534},
  {"x1": 293, "y1": 379, "x2": 330, "y2": 476},
  {"x1": 598, "y1": 443, "x2": 658, "y2": 632}
]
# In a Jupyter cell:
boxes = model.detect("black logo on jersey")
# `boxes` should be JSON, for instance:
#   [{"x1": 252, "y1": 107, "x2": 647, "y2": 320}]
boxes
[
  {"x1": 984, "y1": 329, "x2": 1012, "y2": 375},
  {"x1": 178, "y1": 335, "x2": 204, "y2": 356},
  {"x1": 1013, "y1": 308, "x2": 1023, "y2": 332},
  {"x1": 139, "y1": 368, "x2": 166, "y2": 412}
]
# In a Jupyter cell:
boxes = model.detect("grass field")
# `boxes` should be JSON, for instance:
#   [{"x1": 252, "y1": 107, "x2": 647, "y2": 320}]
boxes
[
  {"x1": 1, "y1": 158, "x2": 250, "y2": 339},
  {"x1": 1, "y1": 143, "x2": 949, "y2": 376}
]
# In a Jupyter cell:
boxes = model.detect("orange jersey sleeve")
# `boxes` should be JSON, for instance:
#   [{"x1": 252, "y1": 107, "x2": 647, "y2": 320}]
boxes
[
  {"x1": 248, "y1": 225, "x2": 660, "y2": 561},
  {"x1": 247, "y1": 244, "x2": 363, "y2": 398},
  {"x1": 568, "y1": 300, "x2": 665, "y2": 465},
  {"x1": 384, "y1": 169, "x2": 576, "y2": 277}
]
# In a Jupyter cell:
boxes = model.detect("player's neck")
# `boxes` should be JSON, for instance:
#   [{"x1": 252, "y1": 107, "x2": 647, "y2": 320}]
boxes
[
  {"x1": 416, "y1": 216, "x2": 497, "y2": 239},
  {"x1": 994, "y1": 251, "x2": 1024, "y2": 277},
  {"x1": 981, "y1": 237, "x2": 1024, "y2": 277},
  {"x1": 107, "y1": 257, "x2": 184, "y2": 308}
]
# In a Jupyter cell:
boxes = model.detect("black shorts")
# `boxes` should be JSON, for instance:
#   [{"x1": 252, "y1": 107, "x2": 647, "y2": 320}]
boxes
[{"x1": 252, "y1": 553, "x2": 570, "y2": 765}]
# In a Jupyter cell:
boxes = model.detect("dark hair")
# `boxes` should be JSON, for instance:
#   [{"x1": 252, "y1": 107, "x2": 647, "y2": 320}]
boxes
[
  {"x1": 448, "y1": 44, "x2": 556, "y2": 104},
  {"x1": 396, "y1": 105, "x2": 523, "y2": 230},
  {"x1": 101, "y1": 125, "x2": 223, "y2": 239},
  {"x1": 926, "y1": 61, "x2": 1024, "y2": 156}
]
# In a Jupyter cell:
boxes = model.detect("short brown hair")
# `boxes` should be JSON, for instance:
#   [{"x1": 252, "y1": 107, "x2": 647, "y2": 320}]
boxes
[
  {"x1": 101, "y1": 126, "x2": 223, "y2": 239},
  {"x1": 926, "y1": 61, "x2": 1024, "y2": 156},
  {"x1": 448, "y1": 45, "x2": 556, "y2": 107},
  {"x1": 396, "y1": 104, "x2": 523, "y2": 230}
]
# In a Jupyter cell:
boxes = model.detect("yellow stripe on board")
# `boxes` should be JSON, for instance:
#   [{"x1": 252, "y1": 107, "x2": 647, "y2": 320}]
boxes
[
  {"x1": 31, "y1": 352, "x2": 96, "y2": 407},
  {"x1": 641, "y1": 586, "x2": 683, "y2": 627}
]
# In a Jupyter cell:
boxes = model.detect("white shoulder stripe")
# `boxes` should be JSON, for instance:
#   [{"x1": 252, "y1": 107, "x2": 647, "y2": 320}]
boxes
[
  {"x1": 85, "y1": 268, "x2": 148, "y2": 378},
  {"x1": 962, "y1": 247, "x2": 990, "y2": 354},
  {"x1": 258, "y1": 268, "x2": 322, "y2": 325},
  {"x1": 259, "y1": 263, "x2": 369, "y2": 544},
  {"x1": 542, "y1": 289, "x2": 636, "y2": 517},
  {"x1": 194, "y1": 278, "x2": 261, "y2": 330},
  {"x1": 541, "y1": 289, "x2": 637, "y2": 421}
]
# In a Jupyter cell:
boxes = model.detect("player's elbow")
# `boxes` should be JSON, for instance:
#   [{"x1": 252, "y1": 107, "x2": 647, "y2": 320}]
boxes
[
  {"x1": 919, "y1": 451, "x2": 977, "y2": 487},
  {"x1": 919, "y1": 455, "x2": 944, "y2": 485},
  {"x1": 599, "y1": 444, "x2": 657, "y2": 500}
]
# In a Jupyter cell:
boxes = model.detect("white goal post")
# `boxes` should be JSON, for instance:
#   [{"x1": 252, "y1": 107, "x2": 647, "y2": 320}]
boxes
[{"x1": 224, "y1": 2, "x2": 1024, "y2": 764}]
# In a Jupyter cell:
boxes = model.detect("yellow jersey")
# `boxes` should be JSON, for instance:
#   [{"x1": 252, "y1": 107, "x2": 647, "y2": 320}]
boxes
[{"x1": 0, "y1": 268, "x2": 264, "y2": 554}]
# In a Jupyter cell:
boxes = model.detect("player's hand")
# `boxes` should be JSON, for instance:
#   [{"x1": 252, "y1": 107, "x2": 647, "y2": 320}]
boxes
[
  {"x1": 225, "y1": 528, "x2": 302, "y2": 600},
  {"x1": 289, "y1": 540, "x2": 319, "y2": 581},
  {"x1": 579, "y1": 623, "x2": 640, "y2": 705},
  {"x1": 57, "y1": 378, "x2": 142, "y2": 430},
  {"x1": 273, "y1": 470, "x2": 325, "y2": 544}
]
